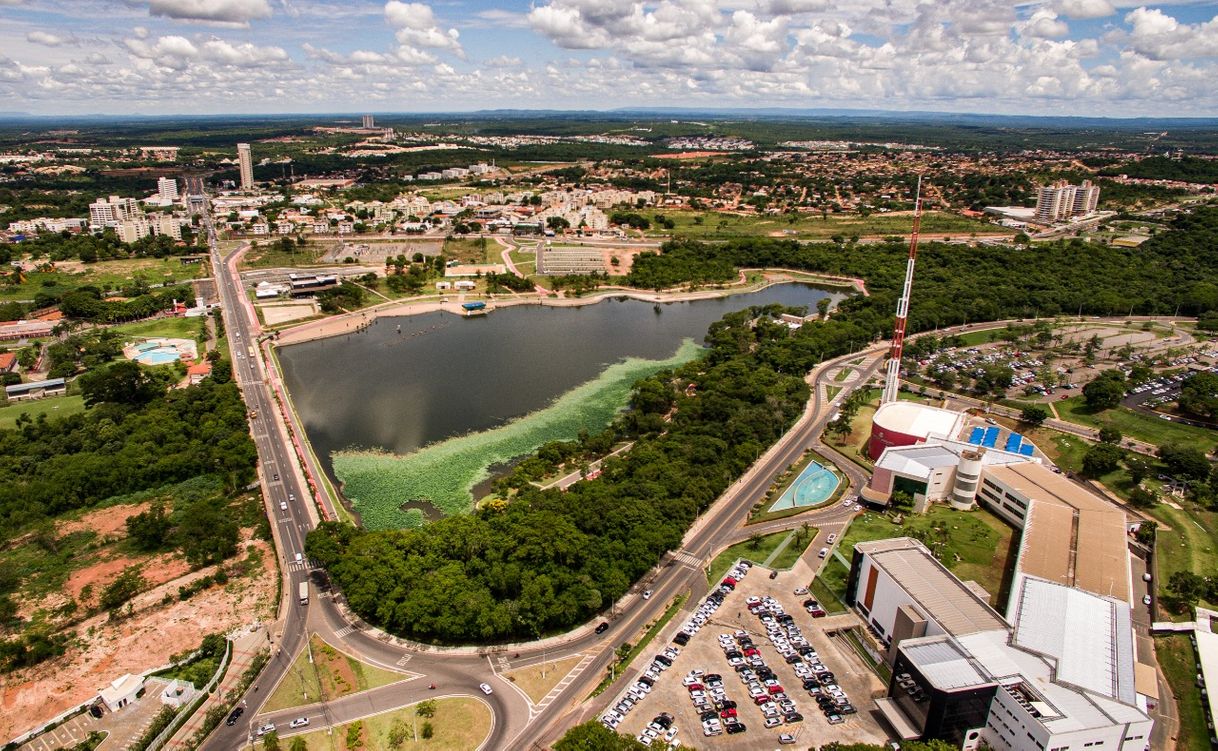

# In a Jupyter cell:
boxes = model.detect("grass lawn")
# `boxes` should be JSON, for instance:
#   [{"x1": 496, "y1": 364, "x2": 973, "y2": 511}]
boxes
[
  {"x1": 1147, "y1": 501, "x2": 1218, "y2": 615},
  {"x1": 503, "y1": 654, "x2": 585, "y2": 704},
  {"x1": 708, "y1": 530, "x2": 815, "y2": 583},
  {"x1": 642, "y1": 210, "x2": 1004, "y2": 242},
  {"x1": 769, "y1": 529, "x2": 818, "y2": 570},
  {"x1": 838, "y1": 506, "x2": 1016, "y2": 607},
  {"x1": 110, "y1": 316, "x2": 201, "y2": 341},
  {"x1": 1056, "y1": 396, "x2": 1218, "y2": 449},
  {"x1": 442, "y1": 237, "x2": 496, "y2": 265},
  {"x1": 1154, "y1": 634, "x2": 1209, "y2": 751},
  {"x1": 263, "y1": 635, "x2": 410, "y2": 712},
  {"x1": 0, "y1": 394, "x2": 86, "y2": 429},
  {"x1": 0, "y1": 258, "x2": 207, "y2": 302},
  {"x1": 811, "y1": 557, "x2": 852, "y2": 612},
  {"x1": 825, "y1": 385, "x2": 842, "y2": 402},
  {"x1": 283, "y1": 697, "x2": 491, "y2": 751},
  {"x1": 833, "y1": 367, "x2": 852, "y2": 382}
]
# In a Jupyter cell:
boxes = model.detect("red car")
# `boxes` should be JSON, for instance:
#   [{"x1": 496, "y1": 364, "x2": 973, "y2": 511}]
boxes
[
  {"x1": 719, "y1": 708, "x2": 737, "y2": 719},
  {"x1": 687, "y1": 683, "x2": 704, "y2": 692},
  {"x1": 768, "y1": 685, "x2": 785, "y2": 695}
]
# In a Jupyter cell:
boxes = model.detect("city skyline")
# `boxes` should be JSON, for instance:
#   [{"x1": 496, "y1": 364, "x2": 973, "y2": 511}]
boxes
[{"x1": 0, "y1": 0, "x2": 1216, "y2": 117}]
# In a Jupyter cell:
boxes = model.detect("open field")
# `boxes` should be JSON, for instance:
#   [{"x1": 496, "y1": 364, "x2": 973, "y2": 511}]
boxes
[
  {"x1": 1056, "y1": 396, "x2": 1218, "y2": 448},
  {"x1": 0, "y1": 394, "x2": 86, "y2": 429},
  {"x1": 442, "y1": 236, "x2": 498, "y2": 265},
  {"x1": 1147, "y1": 502, "x2": 1218, "y2": 614},
  {"x1": 1154, "y1": 634, "x2": 1210, "y2": 751},
  {"x1": 264, "y1": 634, "x2": 409, "y2": 712},
  {"x1": 285, "y1": 697, "x2": 491, "y2": 751},
  {"x1": 240, "y1": 241, "x2": 327, "y2": 269},
  {"x1": 643, "y1": 209, "x2": 1007, "y2": 242},
  {"x1": 0, "y1": 257, "x2": 208, "y2": 302},
  {"x1": 110, "y1": 315, "x2": 201, "y2": 341},
  {"x1": 837, "y1": 506, "x2": 1015, "y2": 606}
]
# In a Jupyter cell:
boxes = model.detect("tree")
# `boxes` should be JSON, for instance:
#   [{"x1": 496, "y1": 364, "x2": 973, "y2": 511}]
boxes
[
  {"x1": 100, "y1": 566, "x2": 146, "y2": 610},
  {"x1": 126, "y1": 504, "x2": 172, "y2": 551},
  {"x1": 1020, "y1": 406, "x2": 1048, "y2": 426},
  {"x1": 79, "y1": 360, "x2": 166, "y2": 407},
  {"x1": 1082, "y1": 442, "x2": 1123, "y2": 476},
  {"x1": 420, "y1": 722, "x2": 433, "y2": 740},
  {"x1": 1097, "y1": 425, "x2": 1122, "y2": 444},
  {"x1": 555, "y1": 721, "x2": 652, "y2": 750},
  {"x1": 546, "y1": 216, "x2": 570, "y2": 231},
  {"x1": 262, "y1": 732, "x2": 279, "y2": 751},
  {"x1": 386, "y1": 722, "x2": 408, "y2": 751},
  {"x1": 816, "y1": 297, "x2": 831, "y2": 319},
  {"x1": 415, "y1": 700, "x2": 436, "y2": 718},
  {"x1": 888, "y1": 490, "x2": 914, "y2": 512},
  {"x1": 1125, "y1": 455, "x2": 1153, "y2": 485},
  {"x1": 1179, "y1": 371, "x2": 1218, "y2": 419},
  {"x1": 1082, "y1": 371, "x2": 1126, "y2": 411},
  {"x1": 1166, "y1": 570, "x2": 1206, "y2": 608},
  {"x1": 1128, "y1": 486, "x2": 1157, "y2": 509},
  {"x1": 1135, "y1": 520, "x2": 1157, "y2": 546},
  {"x1": 176, "y1": 499, "x2": 239, "y2": 566},
  {"x1": 1159, "y1": 443, "x2": 1213, "y2": 481},
  {"x1": 289, "y1": 738, "x2": 307, "y2": 751}
]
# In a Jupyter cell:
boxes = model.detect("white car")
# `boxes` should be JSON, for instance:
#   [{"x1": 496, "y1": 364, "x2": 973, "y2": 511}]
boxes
[
  {"x1": 280, "y1": 501, "x2": 288, "y2": 511},
  {"x1": 288, "y1": 717, "x2": 309, "y2": 729},
  {"x1": 642, "y1": 590, "x2": 653, "y2": 599},
  {"x1": 479, "y1": 682, "x2": 494, "y2": 695},
  {"x1": 256, "y1": 724, "x2": 275, "y2": 736}
]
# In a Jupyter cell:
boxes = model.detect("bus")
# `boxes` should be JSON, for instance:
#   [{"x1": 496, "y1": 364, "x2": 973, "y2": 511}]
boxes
[
  {"x1": 298, "y1": 581, "x2": 309, "y2": 605},
  {"x1": 248, "y1": 346, "x2": 256, "y2": 360}
]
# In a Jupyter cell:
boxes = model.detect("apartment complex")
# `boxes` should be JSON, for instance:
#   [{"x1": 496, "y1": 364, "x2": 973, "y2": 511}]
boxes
[
  {"x1": 1035, "y1": 180, "x2": 1100, "y2": 223},
  {"x1": 361, "y1": 114, "x2": 375, "y2": 129},
  {"x1": 89, "y1": 196, "x2": 142, "y2": 228},
  {"x1": 237, "y1": 143, "x2": 254, "y2": 190}
]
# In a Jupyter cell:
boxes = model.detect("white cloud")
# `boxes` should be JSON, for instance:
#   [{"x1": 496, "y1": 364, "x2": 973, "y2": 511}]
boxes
[
  {"x1": 1125, "y1": 7, "x2": 1218, "y2": 60},
  {"x1": 1054, "y1": 0, "x2": 1115, "y2": 20},
  {"x1": 384, "y1": 1, "x2": 463, "y2": 56},
  {"x1": 1024, "y1": 9, "x2": 1069, "y2": 39},
  {"x1": 148, "y1": 0, "x2": 272, "y2": 27},
  {"x1": 26, "y1": 30, "x2": 74, "y2": 47},
  {"x1": 756, "y1": 0, "x2": 828, "y2": 16}
]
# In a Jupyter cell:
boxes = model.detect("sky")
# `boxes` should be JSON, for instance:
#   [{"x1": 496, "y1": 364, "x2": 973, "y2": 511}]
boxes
[{"x1": 1, "y1": 0, "x2": 1217, "y2": 117}]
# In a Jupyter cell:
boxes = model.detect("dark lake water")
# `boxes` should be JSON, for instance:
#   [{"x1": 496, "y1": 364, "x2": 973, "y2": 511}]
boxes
[{"x1": 278, "y1": 283, "x2": 841, "y2": 481}]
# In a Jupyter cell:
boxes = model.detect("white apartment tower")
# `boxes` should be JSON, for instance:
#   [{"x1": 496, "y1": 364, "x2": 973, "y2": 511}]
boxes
[
  {"x1": 1036, "y1": 179, "x2": 1100, "y2": 223},
  {"x1": 362, "y1": 114, "x2": 375, "y2": 129},
  {"x1": 158, "y1": 177, "x2": 179, "y2": 201},
  {"x1": 89, "y1": 196, "x2": 142, "y2": 229},
  {"x1": 237, "y1": 143, "x2": 254, "y2": 190}
]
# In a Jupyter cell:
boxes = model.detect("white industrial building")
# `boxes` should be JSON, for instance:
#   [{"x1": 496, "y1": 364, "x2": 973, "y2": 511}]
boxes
[{"x1": 850, "y1": 538, "x2": 1154, "y2": 751}]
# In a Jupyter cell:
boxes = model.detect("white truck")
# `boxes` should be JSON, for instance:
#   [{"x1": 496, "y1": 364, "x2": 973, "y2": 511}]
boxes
[{"x1": 298, "y1": 581, "x2": 309, "y2": 605}]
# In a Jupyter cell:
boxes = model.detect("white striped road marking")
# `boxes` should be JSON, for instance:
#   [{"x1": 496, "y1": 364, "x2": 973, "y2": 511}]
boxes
[
  {"x1": 333, "y1": 625, "x2": 356, "y2": 639},
  {"x1": 670, "y1": 550, "x2": 702, "y2": 567},
  {"x1": 395, "y1": 654, "x2": 412, "y2": 667},
  {"x1": 536, "y1": 653, "x2": 595, "y2": 710}
]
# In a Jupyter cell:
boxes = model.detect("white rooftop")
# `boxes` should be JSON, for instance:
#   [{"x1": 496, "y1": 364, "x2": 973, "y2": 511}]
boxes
[
  {"x1": 875, "y1": 438, "x2": 1030, "y2": 480},
  {"x1": 873, "y1": 401, "x2": 965, "y2": 441},
  {"x1": 902, "y1": 637, "x2": 992, "y2": 690},
  {"x1": 1012, "y1": 576, "x2": 1136, "y2": 704}
]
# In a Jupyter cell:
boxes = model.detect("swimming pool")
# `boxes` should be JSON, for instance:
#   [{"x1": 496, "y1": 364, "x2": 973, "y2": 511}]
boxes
[
  {"x1": 768, "y1": 460, "x2": 840, "y2": 512},
  {"x1": 134, "y1": 348, "x2": 182, "y2": 365}
]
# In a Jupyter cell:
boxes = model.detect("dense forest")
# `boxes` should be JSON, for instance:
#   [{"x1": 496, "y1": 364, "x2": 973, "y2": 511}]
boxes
[
  {"x1": 1102, "y1": 155, "x2": 1218, "y2": 184},
  {"x1": 309, "y1": 205, "x2": 1218, "y2": 645},
  {"x1": 0, "y1": 378, "x2": 256, "y2": 536}
]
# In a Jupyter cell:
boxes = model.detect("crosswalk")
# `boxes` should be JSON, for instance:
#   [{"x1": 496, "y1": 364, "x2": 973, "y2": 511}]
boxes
[
  {"x1": 287, "y1": 561, "x2": 310, "y2": 573},
  {"x1": 333, "y1": 624, "x2": 356, "y2": 639},
  {"x1": 669, "y1": 549, "x2": 703, "y2": 568},
  {"x1": 533, "y1": 654, "x2": 595, "y2": 716},
  {"x1": 395, "y1": 654, "x2": 412, "y2": 667}
]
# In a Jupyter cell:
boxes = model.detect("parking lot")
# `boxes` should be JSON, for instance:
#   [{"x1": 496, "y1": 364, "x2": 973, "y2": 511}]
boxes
[{"x1": 607, "y1": 561, "x2": 890, "y2": 749}]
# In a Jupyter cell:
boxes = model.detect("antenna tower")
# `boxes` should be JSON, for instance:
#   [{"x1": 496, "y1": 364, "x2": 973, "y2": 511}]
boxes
[{"x1": 881, "y1": 175, "x2": 924, "y2": 404}]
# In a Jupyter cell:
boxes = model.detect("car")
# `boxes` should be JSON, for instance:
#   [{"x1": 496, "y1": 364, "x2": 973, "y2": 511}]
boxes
[
  {"x1": 826, "y1": 712, "x2": 844, "y2": 724},
  {"x1": 793, "y1": 586, "x2": 809, "y2": 595},
  {"x1": 726, "y1": 722, "x2": 746, "y2": 734},
  {"x1": 642, "y1": 590, "x2": 653, "y2": 600},
  {"x1": 294, "y1": 552, "x2": 303, "y2": 564},
  {"x1": 280, "y1": 501, "x2": 288, "y2": 511},
  {"x1": 1143, "y1": 572, "x2": 1153, "y2": 582},
  {"x1": 595, "y1": 622, "x2": 610, "y2": 635},
  {"x1": 779, "y1": 733, "x2": 797, "y2": 744},
  {"x1": 256, "y1": 724, "x2": 275, "y2": 737},
  {"x1": 818, "y1": 547, "x2": 829, "y2": 559},
  {"x1": 784, "y1": 712, "x2": 803, "y2": 723},
  {"x1": 289, "y1": 717, "x2": 309, "y2": 729},
  {"x1": 1143, "y1": 594, "x2": 1153, "y2": 606},
  {"x1": 272, "y1": 473, "x2": 279, "y2": 481},
  {"x1": 225, "y1": 707, "x2": 244, "y2": 726},
  {"x1": 479, "y1": 682, "x2": 494, "y2": 695}
]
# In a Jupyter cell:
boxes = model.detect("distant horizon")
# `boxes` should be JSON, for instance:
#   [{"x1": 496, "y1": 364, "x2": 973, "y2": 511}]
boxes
[
  {"x1": 2, "y1": 106, "x2": 1218, "y2": 126},
  {"x1": 3, "y1": 1, "x2": 1218, "y2": 117}
]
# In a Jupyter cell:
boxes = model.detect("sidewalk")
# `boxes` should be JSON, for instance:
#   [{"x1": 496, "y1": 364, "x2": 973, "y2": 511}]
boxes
[{"x1": 165, "y1": 629, "x2": 267, "y2": 751}]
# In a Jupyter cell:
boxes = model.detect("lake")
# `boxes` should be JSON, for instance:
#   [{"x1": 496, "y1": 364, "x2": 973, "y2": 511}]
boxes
[{"x1": 278, "y1": 283, "x2": 841, "y2": 487}]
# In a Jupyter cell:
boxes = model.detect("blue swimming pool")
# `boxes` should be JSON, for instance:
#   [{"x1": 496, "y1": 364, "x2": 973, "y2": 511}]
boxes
[
  {"x1": 768, "y1": 460, "x2": 841, "y2": 512},
  {"x1": 134, "y1": 348, "x2": 181, "y2": 365}
]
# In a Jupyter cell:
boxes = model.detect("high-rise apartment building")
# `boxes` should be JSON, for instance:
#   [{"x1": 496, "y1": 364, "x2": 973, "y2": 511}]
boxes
[
  {"x1": 362, "y1": 114, "x2": 375, "y2": 129},
  {"x1": 1035, "y1": 179, "x2": 1100, "y2": 223},
  {"x1": 89, "y1": 196, "x2": 143, "y2": 228},
  {"x1": 237, "y1": 143, "x2": 254, "y2": 190},
  {"x1": 158, "y1": 177, "x2": 179, "y2": 201}
]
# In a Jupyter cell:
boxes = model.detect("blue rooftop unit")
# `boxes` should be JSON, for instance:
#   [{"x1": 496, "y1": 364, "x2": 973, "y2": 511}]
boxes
[
  {"x1": 982, "y1": 426, "x2": 999, "y2": 448},
  {"x1": 968, "y1": 427, "x2": 984, "y2": 445},
  {"x1": 1020, "y1": 445, "x2": 1035, "y2": 456}
]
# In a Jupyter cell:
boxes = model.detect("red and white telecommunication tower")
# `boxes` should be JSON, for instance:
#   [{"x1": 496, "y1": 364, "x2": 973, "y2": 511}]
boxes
[{"x1": 881, "y1": 175, "x2": 924, "y2": 404}]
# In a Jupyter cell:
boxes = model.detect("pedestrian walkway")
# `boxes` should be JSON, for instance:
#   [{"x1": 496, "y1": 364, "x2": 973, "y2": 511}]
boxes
[{"x1": 165, "y1": 629, "x2": 266, "y2": 750}]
